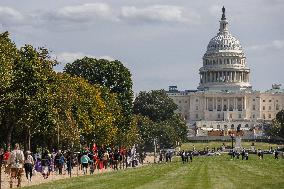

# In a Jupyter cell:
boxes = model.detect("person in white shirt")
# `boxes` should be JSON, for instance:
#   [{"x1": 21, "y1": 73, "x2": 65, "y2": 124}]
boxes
[
  {"x1": 7, "y1": 143, "x2": 24, "y2": 188},
  {"x1": 24, "y1": 151, "x2": 34, "y2": 182}
]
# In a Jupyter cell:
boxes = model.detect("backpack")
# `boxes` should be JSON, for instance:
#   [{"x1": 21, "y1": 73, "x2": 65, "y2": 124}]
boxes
[
  {"x1": 10, "y1": 150, "x2": 24, "y2": 168},
  {"x1": 59, "y1": 156, "x2": 65, "y2": 164}
]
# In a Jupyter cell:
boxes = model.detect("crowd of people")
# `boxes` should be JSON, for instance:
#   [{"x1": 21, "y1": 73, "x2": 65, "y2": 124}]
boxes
[{"x1": 0, "y1": 143, "x2": 146, "y2": 188}]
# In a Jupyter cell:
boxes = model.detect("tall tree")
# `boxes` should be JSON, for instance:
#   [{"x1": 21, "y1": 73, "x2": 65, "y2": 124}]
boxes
[
  {"x1": 133, "y1": 90, "x2": 177, "y2": 122},
  {"x1": 268, "y1": 110, "x2": 284, "y2": 138},
  {"x1": 0, "y1": 32, "x2": 19, "y2": 146},
  {"x1": 64, "y1": 57, "x2": 133, "y2": 138},
  {"x1": 133, "y1": 90, "x2": 187, "y2": 148}
]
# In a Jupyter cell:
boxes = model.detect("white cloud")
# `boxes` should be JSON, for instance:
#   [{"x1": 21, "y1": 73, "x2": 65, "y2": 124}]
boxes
[
  {"x1": 47, "y1": 3, "x2": 114, "y2": 22},
  {"x1": 0, "y1": 6, "x2": 25, "y2": 25},
  {"x1": 120, "y1": 5, "x2": 188, "y2": 23},
  {"x1": 247, "y1": 40, "x2": 284, "y2": 51},
  {"x1": 54, "y1": 52, "x2": 114, "y2": 63}
]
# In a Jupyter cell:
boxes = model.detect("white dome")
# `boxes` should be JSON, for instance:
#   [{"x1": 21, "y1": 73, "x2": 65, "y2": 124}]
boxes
[
  {"x1": 206, "y1": 33, "x2": 243, "y2": 53},
  {"x1": 198, "y1": 7, "x2": 251, "y2": 91}
]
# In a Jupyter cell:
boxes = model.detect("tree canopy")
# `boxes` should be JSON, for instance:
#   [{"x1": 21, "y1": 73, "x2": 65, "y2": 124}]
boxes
[
  {"x1": 133, "y1": 90, "x2": 177, "y2": 122},
  {"x1": 267, "y1": 110, "x2": 284, "y2": 139},
  {"x1": 0, "y1": 32, "x2": 129, "y2": 150},
  {"x1": 133, "y1": 90, "x2": 187, "y2": 149}
]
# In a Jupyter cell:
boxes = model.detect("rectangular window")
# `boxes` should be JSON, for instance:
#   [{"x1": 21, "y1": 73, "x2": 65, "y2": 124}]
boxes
[
  {"x1": 196, "y1": 114, "x2": 198, "y2": 119},
  {"x1": 263, "y1": 106, "x2": 265, "y2": 111},
  {"x1": 253, "y1": 105, "x2": 255, "y2": 110},
  {"x1": 269, "y1": 114, "x2": 271, "y2": 119},
  {"x1": 239, "y1": 114, "x2": 241, "y2": 118},
  {"x1": 263, "y1": 114, "x2": 266, "y2": 119},
  {"x1": 218, "y1": 114, "x2": 220, "y2": 118},
  {"x1": 217, "y1": 105, "x2": 221, "y2": 111},
  {"x1": 252, "y1": 114, "x2": 255, "y2": 118},
  {"x1": 196, "y1": 106, "x2": 198, "y2": 110},
  {"x1": 230, "y1": 114, "x2": 232, "y2": 118},
  {"x1": 263, "y1": 100, "x2": 265, "y2": 102}
]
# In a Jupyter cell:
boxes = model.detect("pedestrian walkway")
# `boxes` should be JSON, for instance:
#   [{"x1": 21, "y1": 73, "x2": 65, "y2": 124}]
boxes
[{"x1": 0, "y1": 155, "x2": 155, "y2": 189}]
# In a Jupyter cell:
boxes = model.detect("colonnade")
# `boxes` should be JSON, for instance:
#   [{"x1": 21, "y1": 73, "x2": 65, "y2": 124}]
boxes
[
  {"x1": 205, "y1": 97, "x2": 246, "y2": 111},
  {"x1": 200, "y1": 71, "x2": 249, "y2": 83}
]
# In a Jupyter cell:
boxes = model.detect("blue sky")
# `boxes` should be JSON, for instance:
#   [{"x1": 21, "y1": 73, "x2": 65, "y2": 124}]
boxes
[{"x1": 0, "y1": 0, "x2": 283, "y2": 93}]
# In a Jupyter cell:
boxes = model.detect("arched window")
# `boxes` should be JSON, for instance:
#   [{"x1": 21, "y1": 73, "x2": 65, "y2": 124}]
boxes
[{"x1": 231, "y1": 124, "x2": 234, "y2": 129}]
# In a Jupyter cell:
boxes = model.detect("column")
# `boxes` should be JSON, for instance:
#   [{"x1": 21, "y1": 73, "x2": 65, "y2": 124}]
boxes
[
  {"x1": 234, "y1": 71, "x2": 236, "y2": 82},
  {"x1": 234, "y1": 97, "x2": 237, "y2": 110},
  {"x1": 217, "y1": 72, "x2": 219, "y2": 82},
  {"x1": 227, "y1": 72, "x2": 229, "y2": 82},
  {"x1": 230, "y1": 72, "x2": 233, "y2": 82},
  {"x1": 206, "y1": 97, "x2": 208, "y2": 110},
  {"x1": 221, "y1": 98, "x2": 224, "y2": 111},
  {"x1": 247, "y1": 73, "x2": 250, "y2": 82},
  {"x1": 227, "y1": 98, "x2": 229, "y2": 111}
]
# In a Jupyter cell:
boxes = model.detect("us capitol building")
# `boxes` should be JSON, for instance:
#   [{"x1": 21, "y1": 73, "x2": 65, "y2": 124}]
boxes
[{"x1": 167, "y1": 7, "x2": 284, "y2": 137}]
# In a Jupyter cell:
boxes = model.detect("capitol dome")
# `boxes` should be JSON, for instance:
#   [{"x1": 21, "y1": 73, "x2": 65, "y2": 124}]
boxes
[
  {"x1": 198, "y1": 7, "x2": 252, "y2": 91},
  {"x1": 206, "y1": 33, "x2": 243, "y2": 53}
]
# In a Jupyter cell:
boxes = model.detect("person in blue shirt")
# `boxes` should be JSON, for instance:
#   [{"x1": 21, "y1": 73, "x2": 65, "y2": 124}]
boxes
[{"x1": 81, "y1": 153, "x2": 90, "y2": 175}]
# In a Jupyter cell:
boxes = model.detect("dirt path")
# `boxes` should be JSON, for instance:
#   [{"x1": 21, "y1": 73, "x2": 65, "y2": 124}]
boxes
[{"x1": 0, "y1": 156, "x2": 156, "y2": 189}]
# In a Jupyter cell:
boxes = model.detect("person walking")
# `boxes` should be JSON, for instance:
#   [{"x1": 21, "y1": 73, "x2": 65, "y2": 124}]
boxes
[
  {"x1": 81, "y1": 153, "x2": 90, "y2": 175},
  {"x1": 7, "y1": 143, "x2": 24, "y2": 188},
  {"x1": 41, "y1": 151, "x2": 51, "y2": 179},
  {"x1": 24, "y1": 151, "x2": 34, "y2": 182},
  {"x1": 274, "y1": 149, "x2": 279, "y2": 159},
  {"x1": 66, "y1": 151, "x2": 73, "y2": 177},
  {"x1": 58, "y1": 152, "x2": 65, "y2": 175}
]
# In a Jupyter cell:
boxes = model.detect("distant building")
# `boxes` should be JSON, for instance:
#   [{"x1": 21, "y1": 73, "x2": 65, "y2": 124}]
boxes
[{"x1": 166, "y1": 7, "x2": 284, "y2": 137}]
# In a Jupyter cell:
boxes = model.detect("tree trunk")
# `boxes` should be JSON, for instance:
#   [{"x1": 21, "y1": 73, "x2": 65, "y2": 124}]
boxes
[{"x1": 4, "y1": 117, "x2": 13, "y2": 147}]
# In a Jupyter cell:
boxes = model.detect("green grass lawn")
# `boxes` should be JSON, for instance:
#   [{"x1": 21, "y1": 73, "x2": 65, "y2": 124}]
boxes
[
  {"x1": 23, "y1": 154, "x2": 284, "y2": 189},
  {"x1": 180, "y1": 142, "x2": 284, "y2": 151}
]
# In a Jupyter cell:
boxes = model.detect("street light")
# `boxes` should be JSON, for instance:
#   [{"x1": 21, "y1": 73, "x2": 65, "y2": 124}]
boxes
[
  {"x1": 230, "y1": 133, "x2": 235, "y2": 149},
  {"x1": 153, "y1": 138, "x2": 157, "y2": 163}
]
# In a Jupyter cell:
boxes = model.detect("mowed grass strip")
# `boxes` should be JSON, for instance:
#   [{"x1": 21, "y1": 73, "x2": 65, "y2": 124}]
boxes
[
  {"x1": 23, "y1": 154, "x2": 284, "y2": 189},
  {"x1": 181, "y1": 142, "x2": 284, "y2": 151}
]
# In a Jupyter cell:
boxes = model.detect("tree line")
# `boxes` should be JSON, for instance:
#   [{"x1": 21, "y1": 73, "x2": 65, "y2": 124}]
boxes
[{"x1": 0, "y1": 32, "x2": 187, "y2": 151}]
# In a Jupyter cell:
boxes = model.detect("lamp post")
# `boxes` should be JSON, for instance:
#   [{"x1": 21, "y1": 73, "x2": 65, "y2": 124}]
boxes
[
  {"x1": 69, "y1": 142, "x2": 74, "y2": 178},
  {"x1": 230, "y1": 133, "x2": 234, "y2": 149},
  {"x1": 153, "y1": 138, "x2": 157, "y2": 163}
]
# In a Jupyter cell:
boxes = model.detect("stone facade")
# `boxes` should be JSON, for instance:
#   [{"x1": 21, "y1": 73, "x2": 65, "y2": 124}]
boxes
[{"x1": 166, "y1": 8, "x2": 284, "y2": 137}]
